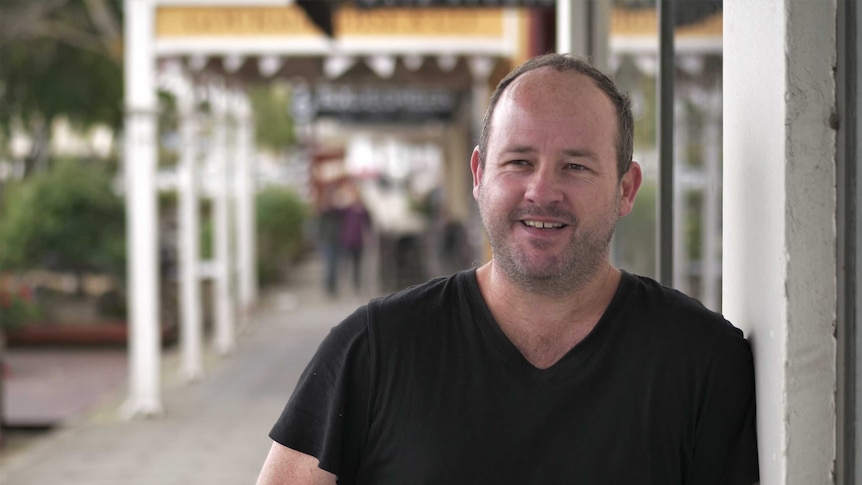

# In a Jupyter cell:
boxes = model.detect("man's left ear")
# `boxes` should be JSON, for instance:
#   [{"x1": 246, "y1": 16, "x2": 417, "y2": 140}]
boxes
[
  {"x1": 618, "y1": 161, "x2": 642, "y2": 217},
  {"x1": 470, "y1": 147, "x2": 483, "y2": 201}
]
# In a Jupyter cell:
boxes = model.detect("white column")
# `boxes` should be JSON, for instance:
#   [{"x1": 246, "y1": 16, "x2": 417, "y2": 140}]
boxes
[
  {"x1": 211, "y1": 84, "x2": 235, "y2": 355},
  {"x1": 724, "y1": 1, "x2": 836, "y2": 483},
  {"x1": 121, "y1": 0, "x2": 162, "y2": 417},
  {"x1": 556, "y1": 0, "x2": 588, "y2": 57},
  {"x1": 233, "y1": 90, "x2": 257, "y2": 326},
  {"x1": 178, "y1": 76, "x2": 204, "y2": 382},
  {"x1": 589, "y1": 0, "x2": 611, "y2": 72},
  {"x1": 555, "y1": 0, "x2": 610, "y2": 70}
]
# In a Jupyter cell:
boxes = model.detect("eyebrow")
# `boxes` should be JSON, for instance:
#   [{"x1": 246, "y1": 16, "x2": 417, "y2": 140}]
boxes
[
  {"x1": 561, "y1": 148, "x2": 595, "y2": 158},
  {"x1": 501, "y1": 145, "x2": 595, "y2": 158}
]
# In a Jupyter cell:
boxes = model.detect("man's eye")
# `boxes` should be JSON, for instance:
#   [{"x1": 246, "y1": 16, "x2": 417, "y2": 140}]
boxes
[
  {"x1": 567, "y1": 163, "x2": 587, "y2": 171},
  {"x1": 509, "y1": 160, "x2": 530, "y2": 166}
]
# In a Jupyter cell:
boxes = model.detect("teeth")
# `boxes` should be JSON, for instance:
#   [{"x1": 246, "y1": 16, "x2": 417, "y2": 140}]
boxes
[{"x1": 524, "y1": 220, "x2": 564, "y2": 229}]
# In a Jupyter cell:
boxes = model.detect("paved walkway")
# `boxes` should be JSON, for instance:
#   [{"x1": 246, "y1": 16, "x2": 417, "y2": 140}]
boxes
[
  {"x1": 5, "y1": 348, "x2": 127, "y2": 427},
  {"x1": 0, "y1": 256, "x2": 370, "y2": 485}
]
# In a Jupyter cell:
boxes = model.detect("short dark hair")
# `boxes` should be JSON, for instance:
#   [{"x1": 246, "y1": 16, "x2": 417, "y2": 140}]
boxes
[{"x1": 477, "y1": 53, "x2": 634, "y2": 179}]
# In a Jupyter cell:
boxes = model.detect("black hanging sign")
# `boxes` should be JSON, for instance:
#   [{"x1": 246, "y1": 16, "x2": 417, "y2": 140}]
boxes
[{"x1": 295, "y1": 84, "x2": 461, "y2": 123}]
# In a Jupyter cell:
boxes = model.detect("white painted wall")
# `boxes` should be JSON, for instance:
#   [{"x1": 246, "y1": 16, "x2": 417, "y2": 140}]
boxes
[{"x1": 724, "y1": 1, "x2": 837, "y2": 483}]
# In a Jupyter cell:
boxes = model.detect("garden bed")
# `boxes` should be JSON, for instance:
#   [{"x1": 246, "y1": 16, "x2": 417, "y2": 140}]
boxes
[{"x1": 6, "y1": 321, "x2": 177, "y2": 348}]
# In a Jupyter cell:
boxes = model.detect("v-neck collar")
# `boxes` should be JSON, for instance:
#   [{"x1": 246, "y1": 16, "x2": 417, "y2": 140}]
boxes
[{"x1": 460, "y1": 269, "x2": 634, "y2": 383}]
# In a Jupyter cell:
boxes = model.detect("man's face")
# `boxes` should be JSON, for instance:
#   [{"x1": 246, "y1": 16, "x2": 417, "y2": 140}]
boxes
[{"x1": 471, "y1": 67, "x2": 640, "y2": 294}]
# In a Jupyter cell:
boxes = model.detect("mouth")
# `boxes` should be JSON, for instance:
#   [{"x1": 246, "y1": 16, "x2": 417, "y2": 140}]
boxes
[{"x1": 522, "y1": 220, "x2": 567, "y2": 230}]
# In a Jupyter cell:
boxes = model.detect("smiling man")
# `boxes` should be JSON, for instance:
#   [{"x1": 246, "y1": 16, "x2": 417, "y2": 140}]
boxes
[{"x1": 257, "y1": 53, "x2": 759, "y2": 485}]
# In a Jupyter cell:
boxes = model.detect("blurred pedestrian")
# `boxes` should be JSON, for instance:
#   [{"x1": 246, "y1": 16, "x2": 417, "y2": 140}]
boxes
[
  {"x1": 339, "y1": 187, "x2": 371, "y2": 295},
  {"x1": 317, "y1": 195, "x2": 342, "y2": 298},
  {"x1": 258, "y1": 53, "x2": 758, "y2": 484}
]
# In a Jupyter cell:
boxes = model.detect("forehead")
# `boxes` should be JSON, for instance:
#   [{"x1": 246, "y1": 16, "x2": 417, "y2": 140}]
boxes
[
  {"x1": 506, "y1": 67, "x2": 606, "y2": 103},
  {"x1": 489, "y1": 67, "x2": 618, "y2": 148}
]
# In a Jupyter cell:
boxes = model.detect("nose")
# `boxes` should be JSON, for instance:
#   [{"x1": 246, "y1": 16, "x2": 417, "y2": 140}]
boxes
[{"x1": 524, "y1": 165, "x2": 564, "y2": 205}]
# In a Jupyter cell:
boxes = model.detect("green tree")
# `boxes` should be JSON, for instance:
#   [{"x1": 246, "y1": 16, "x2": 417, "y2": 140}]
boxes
[
  {"x1": 0, "y1": 0, "x2": 123, "y2": 174},
  {"x1": 249, "y1": 84, "x2": 296, "y2": 153}
]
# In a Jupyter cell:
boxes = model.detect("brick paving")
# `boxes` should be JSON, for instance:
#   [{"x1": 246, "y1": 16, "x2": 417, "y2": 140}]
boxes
[{"x1": 0, "y1": 256, "x2": 370, "y2": 484}]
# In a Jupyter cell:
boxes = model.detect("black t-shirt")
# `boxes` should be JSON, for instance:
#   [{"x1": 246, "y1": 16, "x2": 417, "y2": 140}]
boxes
[{"x1": 270, "y1": 270, "x2": 759, "y2": 484}]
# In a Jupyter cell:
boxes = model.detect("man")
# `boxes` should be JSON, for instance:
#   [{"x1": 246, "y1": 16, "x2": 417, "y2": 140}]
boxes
[{"x1": 257, "y1": 53, "x2": 759, "y2": 484}]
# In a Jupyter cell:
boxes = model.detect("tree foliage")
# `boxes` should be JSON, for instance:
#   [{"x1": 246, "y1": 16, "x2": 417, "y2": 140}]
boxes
[
  {"x1": 0, "y1": 0, "x2": 123, "y2": 170},
  {"x1": 249, "y1": 84, "x2": 296, "y2": 153},
  {"x1": 0, "y1": 158, "x2": 126, "y2": 275}
]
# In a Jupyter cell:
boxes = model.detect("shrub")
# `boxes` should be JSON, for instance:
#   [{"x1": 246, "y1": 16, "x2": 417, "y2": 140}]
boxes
[
  {"x1": 0, "y1": 285, "x2": 41, "y2": 330},
  {"x1": 256, "y1": 186, "x2": 308, "y2": 286},
  {"x1": 0, "y1": 159, "x2": 126, "y2": 277}
]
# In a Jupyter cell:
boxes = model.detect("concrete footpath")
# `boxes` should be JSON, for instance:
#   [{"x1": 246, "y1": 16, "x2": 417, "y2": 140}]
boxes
[{"x1": 0, "y1": 256, "x2": 369, "y2": 485}]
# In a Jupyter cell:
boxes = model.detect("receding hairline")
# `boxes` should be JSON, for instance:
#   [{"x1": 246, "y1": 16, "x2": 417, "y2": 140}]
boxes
[
  {"x1": 485, "y1": 67, "x2": 623, "y2": 162},
  {"x1": 485, "y1": 66, "x2": 620, "y2": 156},
  {"x1": 498, "y1": 65, "x2": 619, "y2": 111},
  {"x1": 478, "y1": 53, "x2": 634, "y2": 179}
]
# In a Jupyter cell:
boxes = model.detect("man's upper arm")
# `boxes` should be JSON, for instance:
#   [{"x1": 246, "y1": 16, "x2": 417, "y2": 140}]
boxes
[
  {"x1": 256, "y1": 441, "x2": 337, "y2": 485},
  {"x1": 687, "y1": 335, "x2": 759, "y2": 484}
]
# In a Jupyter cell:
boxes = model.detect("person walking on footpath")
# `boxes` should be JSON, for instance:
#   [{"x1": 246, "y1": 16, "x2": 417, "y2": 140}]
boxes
[
  {"x1": 257, "y1": 53, "x2": 759, "y2": 485},
  {"x1": 317, "y1": 194, "x2": 343, "y2": 298},
  {"x1": 339, "y1": 186, "x2": 371, "y2": 296}
]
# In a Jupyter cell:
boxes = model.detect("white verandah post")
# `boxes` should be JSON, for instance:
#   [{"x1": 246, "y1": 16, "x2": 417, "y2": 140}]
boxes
[
  {"x1": 177, "y1": 70, "x2": 205, "y2": 381},
  {"x1": 233, "y1": 91, "x2": 257, "y2": 326},
  {"x1": 210, "y1": 83, "x2": 236, "y2": 355},
  {"x1": 122, "y1": 0, "x2": 162, "y2": 417}
]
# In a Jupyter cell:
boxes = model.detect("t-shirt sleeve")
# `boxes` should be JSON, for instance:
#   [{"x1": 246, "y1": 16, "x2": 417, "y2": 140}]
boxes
[
  {"x1": 686, "y1": 335, "x2": 759, "y2": 485},
  {"x1": 268, "y1": 305, "x2": 371, "y2": 481}
]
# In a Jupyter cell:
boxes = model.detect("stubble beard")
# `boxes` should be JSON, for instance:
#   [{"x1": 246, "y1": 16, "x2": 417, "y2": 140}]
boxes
[{"x1": 478, "y1": 189, "x2": 619, "y2": 297}]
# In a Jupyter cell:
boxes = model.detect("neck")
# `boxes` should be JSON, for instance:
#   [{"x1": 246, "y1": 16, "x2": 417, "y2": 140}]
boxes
[{"x1": 475, "y1": 261, "x2": 621, "y2": 368}]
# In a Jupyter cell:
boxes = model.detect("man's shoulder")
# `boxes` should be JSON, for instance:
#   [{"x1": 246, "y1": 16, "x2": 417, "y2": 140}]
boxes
[
  {"x1": 372, "y1": 270, "x2": 473, "y2": 311},
  {"x1": 362, "y1": 270, "x2": 475, "y2": 337},
  {"x1": 619, "y1": 272, "x2": 747, "y2": 344}
]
